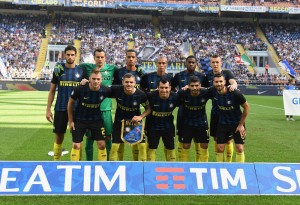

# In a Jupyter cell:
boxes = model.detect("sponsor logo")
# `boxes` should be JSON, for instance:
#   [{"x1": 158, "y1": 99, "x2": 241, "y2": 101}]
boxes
[
  {"x1": 257, "y1": 91, "x2": 267, "y2": 95},
  {"x1": 155, "y1": 167, "x2": 186, "y2": 190}
]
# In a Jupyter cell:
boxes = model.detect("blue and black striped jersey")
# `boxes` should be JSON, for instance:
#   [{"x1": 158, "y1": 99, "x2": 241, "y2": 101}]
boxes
[
  {"x1": 204, "y1": 69, "x2": 236, "y2": 114},
  {"x1": 70, "y1": 84, "x2": 111, "y2": 121},
  {"x1": 111, "y1": 85, "x2": 148, "y2": 123},
  {"x1": 140, "y1": 72, "x2": 173, "y2": 93},
  {"x1": 177, "y1": 88, "x2": 210, "y2": 128},
  {"x1": 146, "y1": 91, "x2": 179, "y2": 130},
  {"x1": 209, "y1": 87, "x2": 246, "y2": 125},
  {"x1": 113, "y1": 66, "x2": 145, "y2": 88},
  {"x1": 51, "y1": 65, "x2": 84, "y2": 111}
]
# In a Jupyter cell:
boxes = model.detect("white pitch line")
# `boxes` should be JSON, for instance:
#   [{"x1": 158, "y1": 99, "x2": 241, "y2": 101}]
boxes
[{"x1": 250, "y1": 103, "x2": 284, "y2": 110}]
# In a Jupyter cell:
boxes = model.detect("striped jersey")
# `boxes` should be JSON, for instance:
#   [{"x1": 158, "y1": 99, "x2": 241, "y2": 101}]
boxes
[
  {"x1": 51, "y1": 64, "x2": 84, "y2": 111},
  {"x1": 113, "y1": 66, "x2": 145, "y2": 88},
  {"x1": 140, "y1": 72, "x2": 173, "y2": 93}
]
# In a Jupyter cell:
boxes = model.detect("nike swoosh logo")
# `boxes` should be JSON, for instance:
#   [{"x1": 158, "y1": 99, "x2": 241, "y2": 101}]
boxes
[
  {"x1": 118, "y1": 98, "x2": 123, "y2": 101},
  {"x1": 184, "y1": 100, "x2": 189, "y2": 103},
  {"x1": 154, "y1": 104, "x2": 159, "y2": 107},
  {"x1": 150, "y1": 81, "x2": 155, "y2": 83},
  {"x1": 83, "y1": 97, "x2": 88, "y2": 100},
  {"x1": 257, "y1": 91, "x2": 267, "y2": 95}
]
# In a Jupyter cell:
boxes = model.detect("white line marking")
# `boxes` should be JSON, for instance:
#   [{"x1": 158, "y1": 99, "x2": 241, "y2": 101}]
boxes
[{"x1": 250, "y1": 103, "x2": 284, "y2": 111}]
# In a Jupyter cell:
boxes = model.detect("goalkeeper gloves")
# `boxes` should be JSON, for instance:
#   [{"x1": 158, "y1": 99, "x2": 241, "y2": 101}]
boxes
[{"x1": 54, "y1": 63, "x2": 64, "y2": 77}]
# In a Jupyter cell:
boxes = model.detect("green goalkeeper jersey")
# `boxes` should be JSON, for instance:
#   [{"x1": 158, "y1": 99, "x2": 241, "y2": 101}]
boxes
[{"x1": 80, "y1": 63, "x2": 118, "y2": 111}]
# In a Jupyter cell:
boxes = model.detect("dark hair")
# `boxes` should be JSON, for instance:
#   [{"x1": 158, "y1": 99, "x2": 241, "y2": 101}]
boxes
[
  {"x1": 64, "y1": 45, "x2": 77, "y2": 54},
  {"x1": 213, "y1": 72, "x2": 224, "y2": 79},
  {"x1": 126, "y1": 49, "x2": 137, "y2": 56},
  {"x1": 189, "y1": 76, "x2": 200, "y2": 84},
  {"x1": 186, "y1": 55, "x2": 196, "y2": 62},
  {"x1": 158, "y1": 77, "x2": 170, "y2": 86},
  {"x1": 93, "y1": 48, "x2": 106, "y2": 56},
  {"x1": 122, "y1": 73, "x2": 136, "y2": 80}
]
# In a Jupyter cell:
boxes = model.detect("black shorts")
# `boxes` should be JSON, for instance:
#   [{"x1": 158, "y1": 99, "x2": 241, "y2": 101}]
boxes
[
  {"x1": 216, "y1": 124, "x2": 246, "y2": 145},
  {"x1": 72, "y1": 120, "x2": 105, "y2": 143},
  {"x1": 112, "y1": 121, "x2": 145, "y2": 144},
  {"x1": 53, "y1": 111, "x2": 68, "y2": 134},
  {"x1": 210, "y1": 112, "x2": 218, "y2": 138},
  {"x1": 179, "y1": 126, "x2": 209, "y2": 144},
  {"x1": 147, "y1": 126, "x2": 175, "y2": 150}
]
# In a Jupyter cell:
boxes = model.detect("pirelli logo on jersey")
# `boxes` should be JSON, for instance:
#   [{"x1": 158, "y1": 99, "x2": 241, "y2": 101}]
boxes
[
  {"x1": 218, "y1": 105, "x2": 234, "y2": 111},
  {"x1": 117, "y1": 103, "x2": 139, "y2": 112},
  {"x1": 184, "y1": 104, "x2": 205, "y2": 111},
  {"x1": 81, "y1": 102, "x2": 100, "y2": 108},
  {"x1": 60, "y1": 81, "x2": 80, "y2": 87},
  {"x1": 152, "y1": 111, "x2": 172, "y2": 117}
]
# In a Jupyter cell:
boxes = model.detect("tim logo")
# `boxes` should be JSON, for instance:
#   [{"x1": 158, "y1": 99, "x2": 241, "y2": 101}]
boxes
[{"x1": 155, "y1": 167, "x2": 186, "y2": 190}]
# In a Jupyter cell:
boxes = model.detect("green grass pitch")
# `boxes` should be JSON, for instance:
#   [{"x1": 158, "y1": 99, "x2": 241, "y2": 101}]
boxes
[{"x1": 0, "y1": 90, "x2": 299, "y2": 204}]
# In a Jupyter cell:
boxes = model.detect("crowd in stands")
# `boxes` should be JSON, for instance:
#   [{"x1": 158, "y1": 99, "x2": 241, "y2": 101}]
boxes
[
  {"x1": 262, "y1": 23, "x2": 300, "y2": 75},
  {"x1": 0, "y1": 14, "x2": 49, "y2": 79},
  {"x1": 0, "y1": 13, "x2": 297, "y2": 85}
]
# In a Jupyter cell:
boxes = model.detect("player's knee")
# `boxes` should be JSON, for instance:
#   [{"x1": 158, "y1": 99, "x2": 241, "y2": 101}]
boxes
[
  {"x1": 235, "y1": 144, "x2": 244, "y2": 153},
  {"x1": 96, "y1": 140, "x2": 106, "y2": 150},
  {"x1": 200, "y1": 143, "x2": 208, "y2": 149},
  {"x1": 73, "y1": 143, "x2": 81, "y2": 149},
  {"x1": 217, "y1": 144, "x2": 225, "y2": 152},
  {"x1": 182, "y1": 143, "x2": 191, "y2": 149}
]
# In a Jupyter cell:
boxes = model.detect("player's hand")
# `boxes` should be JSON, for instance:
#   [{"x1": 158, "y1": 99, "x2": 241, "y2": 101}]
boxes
[
  {"x1": 54, "y1": 63, "x2": 64, "y2": 77},
  {"x1": 132, "y1": 116, "x2": 142, "y2": 122},
  {"x1": 228, "y1": 84, "x2": 237, "y2": 92},
  {"x1": 69, "y1": 122, "x2": 75, "y2": 132},
  {"x1": 80, "y1": 78, "x2": 89, "y2": 85},
  {"x1": 46, "y1": 110, "x2": 53, "y2": 123},
  {"x1": 181, "y1": 85, "x2": 189, "y2": 91},
  {"x1": 235, "y1": 124, "x2": 246, "y2": 137}
]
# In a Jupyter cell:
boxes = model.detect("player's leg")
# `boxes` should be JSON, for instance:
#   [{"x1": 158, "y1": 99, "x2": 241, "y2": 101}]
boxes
[
  {"x1": 101, "y1": 111, "x2": 113, "y2": 160},
  {"x1": 162, "y1": 128, "x2": 176, "y2": 162},
  {"x1": 85, "y1": 130, "x2": 94, "y2": 161},
  {"x1": 138, "y1": 139, "x2": 147, "y2": 161},
  {"x1": 197, "y1": 128, "x2": 210, "y2": 162},
  {"x1": 234, "y1": 125, "x2": 246, "y2": 162},
  {"x1": 210, "y1": 112, "x2": 218, "y2": 157},
  {"x1": 178, "y1": 127, "x2": 193, "y2": 162},
  {"x1": 53, "y1": 111, "x2": 68, "y2": 161},
  {"x1": 147, "y1": 130, "x2": 160, "y2": 161},
  {"x1": 70, "y1": 121, "x2": 85, "y2": 161},
  {"x1": 215, "y1": 125, "x2": 228, "y2": 162},
  {"x1": 110, "y1": 122, "x2": 123, "y2": 161},
  {"x1": 91, "y1": 121, "x2": 107, "y2": 161},
  {"x1": 225, "y1": 137, "x2": 234, "y2": 162},
  {"x1": 176, "y1": 113, "x2": 184, "y2": 162}
]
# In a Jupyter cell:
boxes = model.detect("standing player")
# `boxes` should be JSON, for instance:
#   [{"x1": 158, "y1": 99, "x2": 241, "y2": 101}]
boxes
[
  {"x1": 177, "y1": 76, "x2": 210, "y2": 162},
  {"x1": 113, "y1": 49, "x2": 146, "y2": 161},
  {"x1": 171, "y1": 55, "x2": 206, "y2": 161},
  {"x1": 68, "y1": 69, "x2": 111, "y2": 161},
  {"x1": 203, "y1": 54, "x2": 238, "y2": 162},
  {"x1": 79, "y1": 48, "x2": 118, "y2": 161},
  {"x1": 146, "y1": 78, "x2": 179, "y2": 161},
  {"x1": 211, "y1": 73, "x2": 249, "y2": 162},
  {"x1": 46, "y1": 45, "x2": 84, "y2": 161},
  {"x1": 109, "y1": 73, "x2": 151, "y2": 161}
]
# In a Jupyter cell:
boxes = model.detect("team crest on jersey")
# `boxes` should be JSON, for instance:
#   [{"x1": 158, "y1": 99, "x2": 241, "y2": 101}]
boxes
[
  {"x1": 133, "y1": 101, "x2": 137, "y2": 106},
  {"x1": 170, "y1": 103, "x2": 174, "y2": 108},
  {"x1": 201, "y1": 99, "x2": 205, "y2": 103},
  {"x1": 71, "y1": 91, "x2": 74, "y2": 95},
  {"x1": 99, "y1": 96, "x2": 104, "y2": 101},
  {"x1": 75, "y1": 72, "x2": 80, "y2": 78},
  {"x1": 136, "y1": 76, "x2": 140, "y2": 81},
  {"x1": 227, "y1": 100, "x2": 231, "y2": 105}
]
